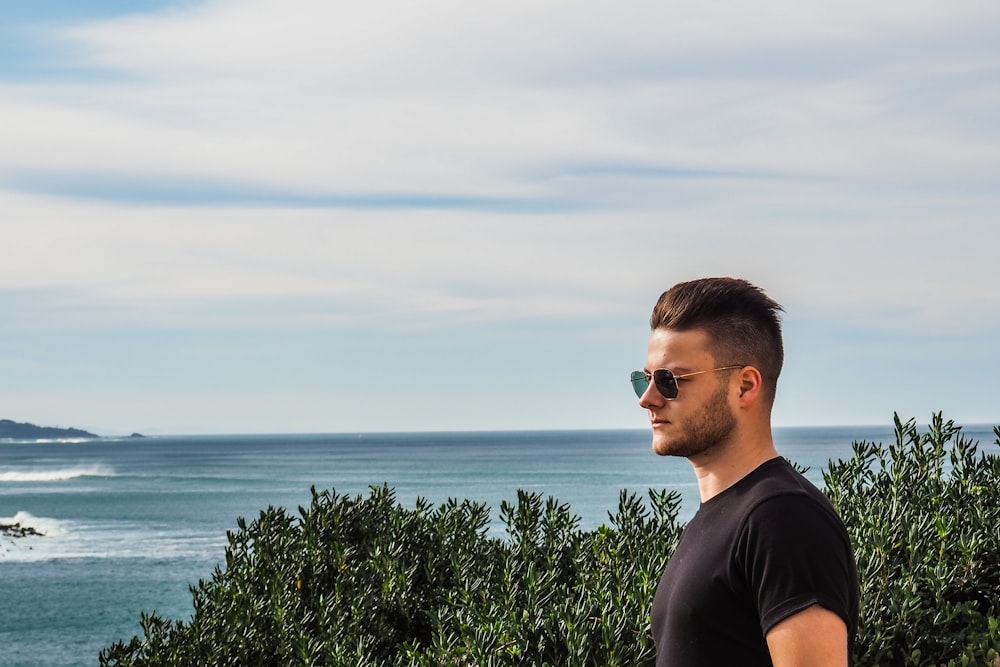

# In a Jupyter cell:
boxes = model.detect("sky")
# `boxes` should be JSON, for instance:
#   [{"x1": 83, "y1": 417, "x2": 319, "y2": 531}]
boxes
[{"x1": 1, "y1": 0, "x2": 999, "y2": 435}]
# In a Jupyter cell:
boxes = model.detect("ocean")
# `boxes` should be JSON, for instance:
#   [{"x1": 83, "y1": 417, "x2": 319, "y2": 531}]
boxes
[{"x1": 2, "y1": 425, "x2": 997, "y2": 666}]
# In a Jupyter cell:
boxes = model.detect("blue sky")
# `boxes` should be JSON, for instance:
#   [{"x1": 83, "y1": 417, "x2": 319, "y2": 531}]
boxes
[{"x1": 2, "y1": 0, "x2": 999, "y2": 435}]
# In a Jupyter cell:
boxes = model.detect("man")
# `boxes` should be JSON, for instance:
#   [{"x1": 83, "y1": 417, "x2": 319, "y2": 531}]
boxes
[{"x1": 631, "y1": 277, "x2": 859, "y2": 667}]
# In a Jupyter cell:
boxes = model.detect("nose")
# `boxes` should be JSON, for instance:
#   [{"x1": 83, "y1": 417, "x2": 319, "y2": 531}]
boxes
[{"x1": 638, "y1": 380, "x2": 664, "y2": 409}]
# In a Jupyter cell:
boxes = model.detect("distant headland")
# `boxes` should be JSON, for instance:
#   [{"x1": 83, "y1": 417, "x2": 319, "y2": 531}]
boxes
[{"x1": 0, "y1": 419, "x2": 100, "y2": 440}]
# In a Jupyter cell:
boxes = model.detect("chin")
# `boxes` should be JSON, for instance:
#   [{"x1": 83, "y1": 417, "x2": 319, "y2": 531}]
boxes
[
  {"x1": 651, "y1": 438, "x2": 677, "y2": 458},
  {"x1": 652, "y1": 435, "x2": 713, "y2": 459}
]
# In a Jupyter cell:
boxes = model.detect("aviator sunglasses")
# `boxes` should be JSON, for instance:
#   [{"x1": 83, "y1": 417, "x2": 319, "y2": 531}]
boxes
[{"x1": 629, "y1": 366, "x2": 744, "y2": 399}]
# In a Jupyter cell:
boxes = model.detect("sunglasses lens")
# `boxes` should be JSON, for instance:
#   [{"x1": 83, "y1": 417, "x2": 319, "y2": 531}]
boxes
[
  {"x1": 652, "y1": 369, "x2": 679, "y2": 399},
  {"x1": 629, "y1": 371, "x2": 649, "y2": 398}
]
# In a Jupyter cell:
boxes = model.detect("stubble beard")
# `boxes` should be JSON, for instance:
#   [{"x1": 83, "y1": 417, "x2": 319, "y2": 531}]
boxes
[{"x1": 652, "y1": 382, "x2": 737, "y2": 458}]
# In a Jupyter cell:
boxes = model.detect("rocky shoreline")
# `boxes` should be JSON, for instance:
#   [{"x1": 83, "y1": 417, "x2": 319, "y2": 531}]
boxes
[{"x1": 1, "y1": 522, "x2": 45, "y2": 538}]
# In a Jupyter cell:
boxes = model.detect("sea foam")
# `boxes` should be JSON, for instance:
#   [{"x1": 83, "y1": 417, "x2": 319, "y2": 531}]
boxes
[
  {"x1": 0, "y1": 464, "x2": 115, "y2": 483},
  {"x1": 0, "y1": 511, "x2": 67, "y2": 537}
]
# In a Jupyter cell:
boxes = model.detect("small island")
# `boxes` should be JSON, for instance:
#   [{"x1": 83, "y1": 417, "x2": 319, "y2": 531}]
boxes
[{"x1": 0, "y1": 419, "x2": 99, "y2": 440}]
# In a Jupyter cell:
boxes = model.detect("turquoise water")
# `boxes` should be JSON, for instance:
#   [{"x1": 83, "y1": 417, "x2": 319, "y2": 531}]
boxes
[{"x1": 2, "y1": 425, "x2": 997, "y2": 666}]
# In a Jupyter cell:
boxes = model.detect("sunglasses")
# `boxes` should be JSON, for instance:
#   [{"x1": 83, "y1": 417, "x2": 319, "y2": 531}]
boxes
[{"x1": 629, "y1": 366, "x2": 744, "y2": 399}]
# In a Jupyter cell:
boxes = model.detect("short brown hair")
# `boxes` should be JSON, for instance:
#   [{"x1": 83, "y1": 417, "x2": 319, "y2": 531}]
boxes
[{"x1": 650, "y1": 277, "x2": 784, "y2": 403}]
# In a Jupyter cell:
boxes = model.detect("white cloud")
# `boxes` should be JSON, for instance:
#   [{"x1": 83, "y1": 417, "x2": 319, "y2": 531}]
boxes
[
  {"x1": 0, "y1": 0, "x2": 992, "y2": 198},
  {"x1": 56, "y1": 1, "x2": 998, "y2": 84},
  {"x1": 2, "y1": 180, "x2": 998, "y2": 336}
]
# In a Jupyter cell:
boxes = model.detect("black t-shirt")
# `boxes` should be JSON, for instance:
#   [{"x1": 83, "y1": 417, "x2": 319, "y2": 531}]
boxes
[{"x1": 651, "y1": 457, "x2": 859, "y2": 667}]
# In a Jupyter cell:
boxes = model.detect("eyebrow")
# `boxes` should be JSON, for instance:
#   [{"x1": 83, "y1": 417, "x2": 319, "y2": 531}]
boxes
[{"x1": 646, "y1": 365, "x2": 693, "y2": 374}]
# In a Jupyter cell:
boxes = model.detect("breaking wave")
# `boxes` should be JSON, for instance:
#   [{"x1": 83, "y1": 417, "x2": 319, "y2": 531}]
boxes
[
  {"x1": 0, "y1": 464, "x2": 115, "y2": 483},
  {"x1": 0, "y1": 511, "x2": 67, "y2": 537}
]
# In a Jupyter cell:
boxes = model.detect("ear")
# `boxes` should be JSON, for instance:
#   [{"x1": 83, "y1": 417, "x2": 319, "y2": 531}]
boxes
[{"x1": 734, "y1": 366, "x2": 764, "y2": 407}]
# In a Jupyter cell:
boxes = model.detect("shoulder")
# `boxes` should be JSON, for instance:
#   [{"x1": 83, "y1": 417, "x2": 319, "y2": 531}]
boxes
[
  {"x1": 737, "y1": 458, "x2": 839, "y2": 520},
  {"x1": 742, "y1": 492, "x2": 849, "y2": 552},
  {"x1": 730, "y1": 459, "x2": 854, "y2": 580},
  {"x1": 738, "y1": 460, "x2": 847, "y2": 545},
  {"x1": 693, "y1": 458, "x2": 848, "y2": 549}
]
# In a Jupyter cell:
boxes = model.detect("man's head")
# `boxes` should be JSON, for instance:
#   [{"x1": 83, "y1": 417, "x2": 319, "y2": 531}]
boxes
[{"x1": 649, "y1": 277, "x2": 784, "y2": 406}]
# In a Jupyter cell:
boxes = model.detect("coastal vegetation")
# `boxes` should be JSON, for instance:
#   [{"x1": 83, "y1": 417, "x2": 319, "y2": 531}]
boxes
[
  {"x1": 0, "y1": 418, "x2": 99, "y2": 440},
  {"x1": 100, "y1": 414, "x2": 1000, "y2": 667}
]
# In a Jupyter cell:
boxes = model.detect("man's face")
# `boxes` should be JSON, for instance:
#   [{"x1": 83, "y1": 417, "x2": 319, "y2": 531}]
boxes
[{"x1": 639, "y1": 328, "x2": 737, "y2": 459}]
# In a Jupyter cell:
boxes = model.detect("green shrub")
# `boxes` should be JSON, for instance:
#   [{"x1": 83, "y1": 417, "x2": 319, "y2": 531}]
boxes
[
  {"x1": 823, "y1": 413, "x2": 1000, "y2": 667},
  {"x1": 101, "y1": 415, "x2": 1000, "y2": 666},
  {"x1": 100, "y1": 486, "x2": 682, "y2": 666}
]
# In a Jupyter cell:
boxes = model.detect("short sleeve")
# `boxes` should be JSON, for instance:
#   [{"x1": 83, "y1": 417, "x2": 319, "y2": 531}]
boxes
[{"x1": 735, "y1": 493, "x2": 856, "y2": 636}]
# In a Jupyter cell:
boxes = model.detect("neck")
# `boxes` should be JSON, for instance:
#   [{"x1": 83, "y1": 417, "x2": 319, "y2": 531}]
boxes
[{"x1": 689, "y1": 422, "x2": 779, "y2": 502}]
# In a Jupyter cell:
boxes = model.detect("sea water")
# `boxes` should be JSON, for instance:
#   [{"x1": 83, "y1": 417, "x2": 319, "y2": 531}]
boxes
[{"x1": 2, "y1": 425, "x2": 997, "y2": 666}]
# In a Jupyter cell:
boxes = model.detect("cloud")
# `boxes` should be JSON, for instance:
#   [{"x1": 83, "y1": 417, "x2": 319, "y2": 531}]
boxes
[
  {"x1": 3, "y1": 179, "x2": 998, "y2": 339},
  {"x1": 0, "y1": 0, "x2": 994, "y2": 205},
  {"x1": 54, "y1": 1, "x2": 998, "y2": 84}
]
